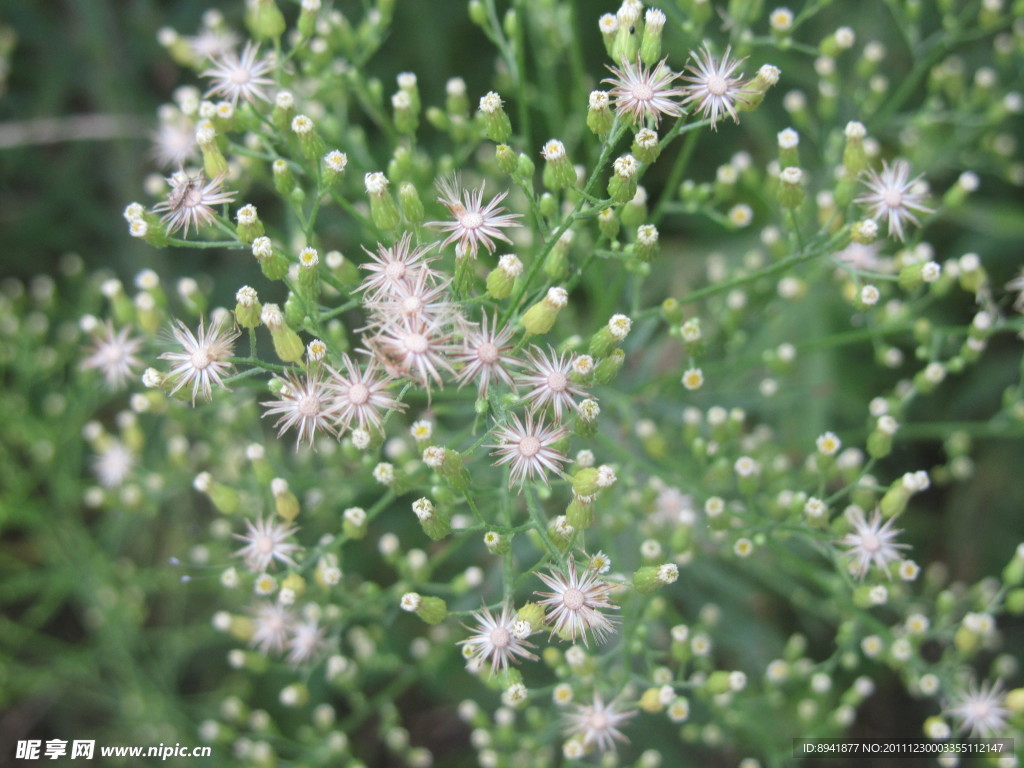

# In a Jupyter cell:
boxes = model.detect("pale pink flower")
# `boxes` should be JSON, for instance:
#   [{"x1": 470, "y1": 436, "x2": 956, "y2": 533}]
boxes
[
  {"x1": 680, "y1": 45, "x2": 754, "y2": 130},
  {"x1": 855, "y1": 159, "x2": 933, "y2": 241},
  {"x1": 154, "y1": 171, "x2": 236, "y2": 237},
  {"x1": 201, "y1": 41, "x2": 275, "y2": 105},
  {"x1": 368, "y1": 317, "x2": 455, "y2": 392},
  {"x1": 358, "y1": 234, "x2": 441, "y2": 301},
  {"x1": 234, "y1": 517, "x2": 302, "y2": 573},
  {"x1": 535, "y1": 559, "x2": 618, "y2": 645},
  {"x1": 489, "y1": 412, "x2": 570, "y2": 490},
  {"x1": 519, "y1": 345, "x2": 588, "y2": 422},
  {"x1": 250, "y1": 602, "x2": 294, "y2": 655},
  {"x1": 458, "y1": 604, "x2": 538, "y2": 674},
  {"x1": 261, "y1": 370, "x2": 339, "y2": 447},
  {"x1": 325, "y1": 353, "x2": 406, "y2": 434},
  {"x1": 946, "y1": 679, "x2": 1009, "y2": 737},
  {"x1": 429, "y1": 176, "x2": 523, "y2": 258},
  {"x1": 81, "y1": 320, "x2": 143, "y2": 389},
  {"x1": 604, "y1": 57, "x2": 685, "y2": 126},
  {"x1": 451, "y1": 313, "x2": 521, "y2": 396},
  {"x1": 159, "y1": 315, "x2": 238, "y2": 404},
  {"x1": 564, "y1": 693, "x2": 636, "y2": 753},
  {"x1": 840, "y1": 508, "x2": 910, "y2": 579}
]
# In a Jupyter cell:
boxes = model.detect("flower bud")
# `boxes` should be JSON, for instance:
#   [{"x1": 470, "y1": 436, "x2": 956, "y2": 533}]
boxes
[
  {"x1": 778, "y1": 166, "x2": 805, "y2": 208},
  {"x1": 608, "y1": 154, "x2": 639, "y2": 203},
  {"x1": 413, "y1": 595, "x2": 447, "y2": 624},
  {"x1": 586, "y1": 91, "x2": 613, "y2": 138},
  {"x1": 593, "y1": 348, "x2": 625, "y2": 384},
  {"x1": 486, "y1": 254, "x2": 522, "y2": 299},
  {"x1": 262, "y1": 303, "x2": 305, "y2": 363},
  {"x1": 365, "y1": 172, "x2": 400, "y2": 231},
  {"x1": 640, "y1": 8, "x2": 666, "y2": 65},
  {"x1": 272, "y1": 478, "x2": 301, "y2": 523},
  {"x1": 739, "y1": 64, "x2": 781, "y2": 112},
  {"x1": 566, "y1": 495, "x2": 594, "y2": 529},
  {"x1": 477, "y1": 91, "x2": 512, "y2": 143},
  {"x1": 246, "y1": 0, "x2": 286, "y2": 41},
  {"x1": 633, "y1": 563, "x2": 679, "y2": 594},
  {"x1": 234, "y1": 285, "x2": 262, "y2": 329},
  {"x1": 541, "y1": 139, "x2": 576, "y2": 191},
  {"x1": 322, "y1": 150, "x2": 348, "y2": 188},
  {"x1": 521, "y1": 286, "x2": 568, "y2": 335},
  {"x1": 634, "y1": 224, "x2": 659, "y2": 262}
]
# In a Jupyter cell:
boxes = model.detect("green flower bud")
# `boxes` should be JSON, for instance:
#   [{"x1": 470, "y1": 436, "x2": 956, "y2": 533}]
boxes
[
  {"x1": 298, "y1": 1, "x2": 319, "y2": 37},
  {"x1": 246, "y1": 0, "x2": 286, "y2": 40},
  {"x1": 261, "y1": 303, "x2": 305, "y2": 363},
  {"x1": 517, "y1": 602, "x2": 546, "y2": 632},
  {"x1": 342, "y1": 507, "x2": 368, "y2": 539},
  {"x1": 365, "y1": 171, "x2": 400, "y2": 231},
  {"x1": 196, "y1": 121, "x2": 228, "y2": 179},
  {"x1": 608, "y1": 154, "x2": 639, "y2": 203},
  {"x1": 705, "y1": 670, "x2": 733, "y2": 696},
  {"x1": 612, "y1": 6, "x2": 640, "y2": 62},
  {"x1": 322, "y1": 150, "x2": 348, "y2": 188},
  {"x1": 415, "y1": 595, "x2": 448, "y2": 625},
  {"x1": 566, "y1": 496, "x2": 594, "y2": 529},
  {"x1": 195, "y1": 472, "x2": 240, "y2": 515},
  {"x1": 234, "y1": 286, "x2": 262, "y2": 329},
  {"x1": 634, "y1": 224, "x2": 660, "y2": 262},
  {"x1": 538, "y1": 192, "x2": 558, "y2": 219},
  {"x1": 633, "y1": 563, "x2": 679, "y2": 594},
  {"x1": 486, "y1": 254, "x2": 522, "y2": 299},
  {"x1": 468, "y1": 0, "x2": 487, "y2": 27},
  {"x1": 777, "y1": 166, "x2": 805, "y2": 208},
  {"x1": 445, "y1": 77, "x2": 469, "y2": 116},
  {"x1": 272, "y1": 159, "x2": 296, "y2": 196},
  {"x1": 493, "y1": 144, "x2": 517, "y2": 175},
  {"x1": 272, "y1": 478, "x2": 300, "y2": 523},
  {"x1": 392, "y1": 90, "x2": 418, "y2": 135},
  {"x1": 483, "y1": 530, "x2": 511, "y2": 555},
  {"x1": 777, "y1": 127, "x2": 800, "y2": 169},
  {"x1": 640, "y1": 8, "x2": 666, "y2": 65},
  {"x1": 540, "y1": 139, "x2": 576, "y2": 191},
  {"x1": 477, "y1": 91, "x2": 512, "y2": 143},
  {"x1": 398, "y1": 181, "x2": 425, "y2": 224},
  {"x1": 521, "y1": 286, "x2": 568, "y2": 336},
  {"x1": 738, "y1": 64, "x2": 781, "y2": 112},
  {"x1": 292, "y1": 114, "x2": 326, "y2": 163},
  {"x1": 631, "y1": 129, "x2": 661, "y2": 164},
  {"x1": 412, "y1": 497, "x2": 451, "y2": 541},
  {"x1": 593, "y1": 348, "x2": 625, "y2": 384},
  {"x1": 842, "y1": 121, "x2": 868, "y2": 175},
  {"x1": 515, "y1": 152, "x2": 535, "y2": 183},
  {"x1": 587, "y1": 91, "x2": 614, "y2": 138},
  {"x1": 598, "y1": 208, "x2": 620, "y2": 240}
]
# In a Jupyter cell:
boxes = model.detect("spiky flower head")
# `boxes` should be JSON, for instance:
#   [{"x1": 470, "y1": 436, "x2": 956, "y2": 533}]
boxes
[
  {"x1": 234, "y1": 517, "x2": 302, "y2": 572},
  {"x1": 603, "y1": 57, "x2": 685, "y2": 127},
  {"x1": 680, "y1": 45, "x2": 754, "y2": 130},
  {"x1": 563, "y1": 692, "x2": 636, "y2": 753},
  {"x1": 81, "y1": 321, "x2": 144, "y2": 389},
  {"x1": 458, "y1": 604, "x2": 538, "y2": 674},
  {"x1": 429, "y1": 176, "x2": 523, "y2": 258},
  {"x1": 201, "y1": 41, "x2": 275, "y2": 105},
  {"x1": 840, "y1": 507, "x2": 910, "y2": 579},
  {"x1": 488, "y1": 411, "x2": 570, "y2": 490},
  {"x1": 855, "y1": 159, "x2": 933, "y2": 241},
  {"x1": 154, "y1": 170, "x2": 236, "y2": 237},
  {"x1": 159, "y1": 315, "x2": 239, "y2": 404},
  {"x1": 535, "y1": 559, "x2": 619, "y2": 645}
]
